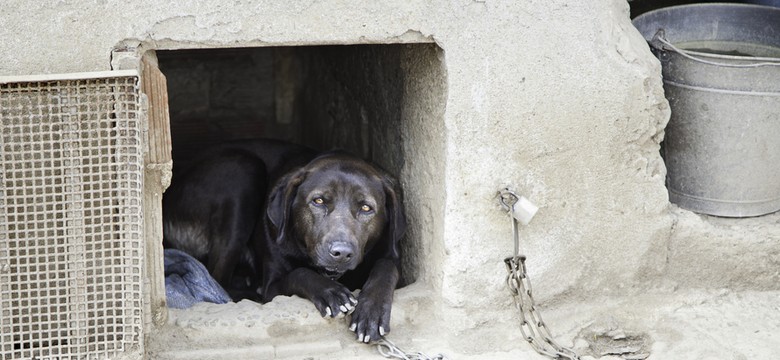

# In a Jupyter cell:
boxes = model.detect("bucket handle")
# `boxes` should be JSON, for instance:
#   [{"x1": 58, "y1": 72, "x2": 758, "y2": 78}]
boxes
[{"x1": 651, "y1": 29, "x2": 780, "y2": 68}]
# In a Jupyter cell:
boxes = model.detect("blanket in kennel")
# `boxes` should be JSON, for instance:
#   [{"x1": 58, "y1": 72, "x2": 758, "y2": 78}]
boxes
[{"x1": 164, "y1": 248, "x2": 232, "y2": 309}]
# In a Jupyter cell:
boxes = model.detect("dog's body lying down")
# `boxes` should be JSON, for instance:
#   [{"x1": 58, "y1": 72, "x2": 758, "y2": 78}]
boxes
[{"x1": 163, "y1": 139, "x2": 405, "y2": 342}]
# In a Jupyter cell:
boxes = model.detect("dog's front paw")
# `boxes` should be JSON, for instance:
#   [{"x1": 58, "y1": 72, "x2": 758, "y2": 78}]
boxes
[
  {"x1": 348, "y1": 293, "x2": 392, "y2": 343},
  {"x1": 311, "y1": 282, "x2": 358, "y2": 319}
]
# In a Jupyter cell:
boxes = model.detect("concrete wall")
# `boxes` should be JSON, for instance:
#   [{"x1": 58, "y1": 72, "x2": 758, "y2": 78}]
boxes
[
  {"x1": 0, "y1": 0, "x2": 672, "y2": 298},
  {"x1": 3, "y1": 0, "x2": 734, "y2": 337}
]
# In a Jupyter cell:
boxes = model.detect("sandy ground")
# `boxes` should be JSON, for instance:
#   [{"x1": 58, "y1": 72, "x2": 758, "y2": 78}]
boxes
[{"x1": 147, "y1": 283, "x2": 780, "y2": 360}]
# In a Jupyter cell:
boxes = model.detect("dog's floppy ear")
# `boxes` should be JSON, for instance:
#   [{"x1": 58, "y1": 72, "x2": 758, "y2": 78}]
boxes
[
  {"x1": 381, "y1": 174, "x2": 406, "y2": 261},
  {"x1": 267, "y1": 168, "x2": 306, "y2": 244}
]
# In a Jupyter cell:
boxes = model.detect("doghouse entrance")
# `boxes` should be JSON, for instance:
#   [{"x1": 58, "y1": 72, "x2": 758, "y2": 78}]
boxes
[
  {"x1": 0, "y1": 41, "x2": 446, "y2": 359},
  {"x1": 156, "y1": 43, "x2": 447, "y2": 287}
]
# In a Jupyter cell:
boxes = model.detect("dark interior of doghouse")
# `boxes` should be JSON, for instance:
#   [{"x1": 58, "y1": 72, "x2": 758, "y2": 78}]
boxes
[{"x1": 156, "y1": 43, "x2": 440, "y2": 295}]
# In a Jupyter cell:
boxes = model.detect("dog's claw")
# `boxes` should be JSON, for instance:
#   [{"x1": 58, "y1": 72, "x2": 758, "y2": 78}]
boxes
[
  {"x1": 349, "y1": 296, "x2": 358, "y2": 305},
  {"x1": 348, "y1": 291, "x2": 393, "y2": 343},
  {"x1": 325, "y1": 306, "x2": 332, "y2": 317},
  {"x1": 344, "y1": 303, "x2": 355, "y2": 315}
]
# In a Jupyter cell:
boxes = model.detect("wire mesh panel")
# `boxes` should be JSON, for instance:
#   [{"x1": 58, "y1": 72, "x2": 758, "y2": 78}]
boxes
[{"x1": 0, "y1": 71, "x2": 144, "y2": 359}]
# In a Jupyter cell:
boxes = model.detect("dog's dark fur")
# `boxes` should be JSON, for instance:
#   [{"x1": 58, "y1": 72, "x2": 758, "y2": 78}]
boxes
[{"x1": 163, "y1": 139, "x2": 405, "y2": 342}]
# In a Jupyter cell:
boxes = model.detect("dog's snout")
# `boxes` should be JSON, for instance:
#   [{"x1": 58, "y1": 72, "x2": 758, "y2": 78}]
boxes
[{"x1": 328, "y1": 242, "x2": 355, "y2": 262}]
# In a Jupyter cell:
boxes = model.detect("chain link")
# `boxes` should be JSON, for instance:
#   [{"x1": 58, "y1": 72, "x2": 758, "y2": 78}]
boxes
[
  {"x1": 500, "y1": 189, "x2": 579, "y2": 360},
  {"x1": 376, "y1": 190, "x2": 578, "y2": 360},
  {"x1": 505, "y1": 256, "x2": 579, "y2": 360},
  {"x1": 375, "y1": 338, "x2": 450, "y2": 360}
]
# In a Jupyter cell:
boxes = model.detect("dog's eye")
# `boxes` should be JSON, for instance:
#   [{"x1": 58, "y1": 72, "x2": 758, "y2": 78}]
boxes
[
  {"x1": 360, "y1": 204, "x2": 373, "y2": 213},
  {"x1": 312, "y1": 197, "x2": 325, "y2": 205}
]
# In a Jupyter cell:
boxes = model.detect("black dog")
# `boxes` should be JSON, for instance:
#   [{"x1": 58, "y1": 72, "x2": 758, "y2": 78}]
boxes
[{"x1": 163, "y1": 139, "x2": 405, "y2": 342}]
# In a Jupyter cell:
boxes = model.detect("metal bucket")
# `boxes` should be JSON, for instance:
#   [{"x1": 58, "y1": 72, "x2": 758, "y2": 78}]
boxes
[{"x1": 633, "y1": 4, "x2": 780, "y2": 217}]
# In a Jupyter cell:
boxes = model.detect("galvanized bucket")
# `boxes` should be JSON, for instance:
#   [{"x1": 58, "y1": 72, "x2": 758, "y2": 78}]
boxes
[{"x1": 633, "y1": 4, "x2": 780, "y2": 217}]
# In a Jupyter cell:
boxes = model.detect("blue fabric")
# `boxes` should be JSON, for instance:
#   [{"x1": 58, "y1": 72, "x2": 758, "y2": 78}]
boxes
[{"x1": 164, "y1": 248, "x2": 232, "y2": 309}]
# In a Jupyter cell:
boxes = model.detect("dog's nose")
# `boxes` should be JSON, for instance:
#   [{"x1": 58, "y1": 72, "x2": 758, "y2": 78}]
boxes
[{"x1": 328, "y1": 242, "x2": 355, "y2": 262}]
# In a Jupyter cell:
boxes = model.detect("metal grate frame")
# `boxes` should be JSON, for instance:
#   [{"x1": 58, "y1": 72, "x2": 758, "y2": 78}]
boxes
[{"x1": 0, "y1": 71, "x2": 145, "y2": 360}]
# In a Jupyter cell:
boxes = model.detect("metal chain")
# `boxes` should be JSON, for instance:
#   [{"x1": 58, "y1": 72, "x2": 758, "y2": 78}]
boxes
[
  {"x1": 505, "y1": 256, "x2": 579, "y2": 359},
  {"x1": 375, "y1": 338, "x2": 450, "y2": 360},
  {"x1": 500, "y1": 190, "x2": 580, "y2": 360},
  {"x1": 375, "y1": 190, "x2": 577, "y2": 360}
]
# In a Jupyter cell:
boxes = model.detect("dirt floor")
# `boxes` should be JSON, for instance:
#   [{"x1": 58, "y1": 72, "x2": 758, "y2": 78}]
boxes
[{"x1": 146, "y1": 283, "x2": 780, "y2": 359}]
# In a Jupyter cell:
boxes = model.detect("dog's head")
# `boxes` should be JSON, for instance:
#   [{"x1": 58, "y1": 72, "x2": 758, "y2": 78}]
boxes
[{"x1": 267, "y1": 152, "x2": 405, "y2": 280}]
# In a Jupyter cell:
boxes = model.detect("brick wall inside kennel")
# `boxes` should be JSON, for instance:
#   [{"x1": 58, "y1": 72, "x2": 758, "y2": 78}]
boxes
[{"x1": 0, "y1": 71, "x2": 149, "y2": 359}]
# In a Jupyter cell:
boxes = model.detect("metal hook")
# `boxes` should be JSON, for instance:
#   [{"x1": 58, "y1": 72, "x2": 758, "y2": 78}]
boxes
[
  {"x1": 499, "y1": 188, "x2": 519, "y2": 213},
  {"x1": 499, "y1": 189, "x2": 522, "y2": 258}
]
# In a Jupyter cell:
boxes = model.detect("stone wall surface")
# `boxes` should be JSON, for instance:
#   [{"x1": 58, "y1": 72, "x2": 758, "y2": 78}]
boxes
[
  {"x1": 0, "y1": 0, "x2": 673, "y2": 303},
  {"x1": 6, "y1": 0, "x2": 780, "y2": 358}
]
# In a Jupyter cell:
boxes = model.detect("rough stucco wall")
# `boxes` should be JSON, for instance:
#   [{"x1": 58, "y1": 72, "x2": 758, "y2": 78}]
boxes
[
  {"x1": 0, "y1": 0, "x2": 672, "y2": 318},
  {"x1": 397, "y1": 45, "x2": 448, "y2": 292},
  {"x1": 434, "y1": 0, "x2": 672, "y2": 315}
]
